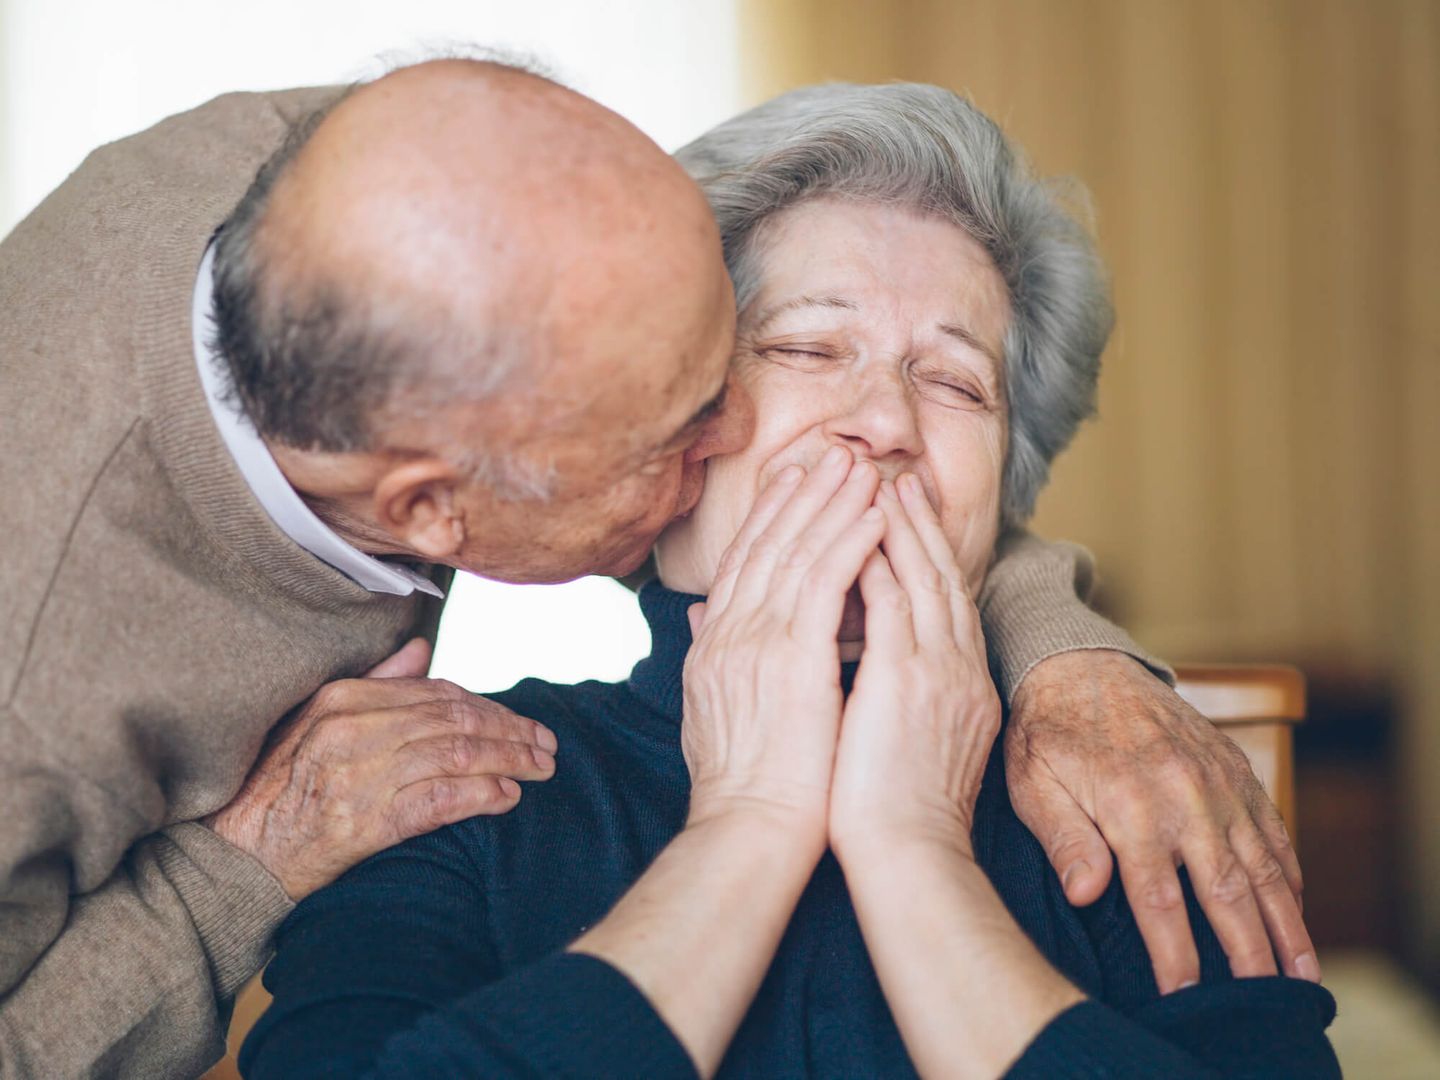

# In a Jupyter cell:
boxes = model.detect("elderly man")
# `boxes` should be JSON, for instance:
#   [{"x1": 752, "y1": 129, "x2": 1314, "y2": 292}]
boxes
[{"x1": 0, "y1": 58, "x2": 1304, "y2": 1079}]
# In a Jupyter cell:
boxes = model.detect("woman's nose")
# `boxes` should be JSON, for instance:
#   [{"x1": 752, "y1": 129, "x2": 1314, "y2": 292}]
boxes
[
  {"x1": 685, "y1": 377, "x2": 756, "y2": 464},
  {"x1": 822, "y1": 376, "x2": 923, "y2": 462}
]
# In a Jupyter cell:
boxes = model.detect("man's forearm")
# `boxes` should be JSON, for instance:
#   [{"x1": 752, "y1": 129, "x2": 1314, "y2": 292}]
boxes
[
  {"x1": 979, "y1": 528, "x2": 1173, "y2": 702},
  {"x1": 0, "y1": 824, "x2": 292, "y2": 1080}
]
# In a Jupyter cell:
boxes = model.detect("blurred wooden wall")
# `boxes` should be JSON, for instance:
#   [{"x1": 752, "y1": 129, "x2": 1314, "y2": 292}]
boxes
[{"x1": 740, "y1": 0, "x2": 1440, "y2": 975}]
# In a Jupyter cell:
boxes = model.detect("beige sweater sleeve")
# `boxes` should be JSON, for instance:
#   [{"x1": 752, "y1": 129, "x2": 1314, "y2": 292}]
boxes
[
  {"x1": 0, "y1": 809, "x2": 292, "y2": 1079},
  {"x1": 979, "y1": 528, "x2": 1174, "y2": 703}
]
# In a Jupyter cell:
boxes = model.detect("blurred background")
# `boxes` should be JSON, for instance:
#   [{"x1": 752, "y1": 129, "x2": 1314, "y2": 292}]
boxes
[{"x1": 2, "y1": 1, "x2": 1436, "y2": 1075}]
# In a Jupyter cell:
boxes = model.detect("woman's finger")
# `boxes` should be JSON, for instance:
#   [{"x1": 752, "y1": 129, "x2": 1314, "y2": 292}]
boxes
[
  {"x1": 765, "y1": 459, "x2": 881, "y2": 611},
  {"x1": 896, "y1": 473, "x2": 978, "y2": 643},
  {"x1": 725, "y1": 444, "x2": 857, "y2": 613},
  {"x1": 707, "y1": 462, "x2": 804, "y2": 617},
  {"x1": 792, "y1": 508, "x2": 887, "y2": 637},
  {"x1": 875, "y1": 481, "x2": 953, "y2": 647},
  {"x1": 853, "y1": 549, "x2": 917, "y2": 657},
  {"x1": 687, "y1": 602, "x2": 707, "y2": 639}
]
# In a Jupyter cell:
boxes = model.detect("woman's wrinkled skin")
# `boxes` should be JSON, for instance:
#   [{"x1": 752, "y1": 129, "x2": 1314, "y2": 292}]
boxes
[{"x1": 657, "y1": 197, "x2": 1011, "y2": 657}]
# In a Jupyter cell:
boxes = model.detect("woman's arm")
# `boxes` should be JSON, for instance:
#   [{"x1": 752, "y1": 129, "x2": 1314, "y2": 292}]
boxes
[
  {"x1": 829, "y1": 477, "x2": 1078, "y2": 1076},
  {"x1": 843, "y1": 833, "x2": 1083, "y2": 1076},
  {"x1": 577, "y1": 449, "x2": 886, "y2": 1075},
  {"x1": 843, "y1": 834, "x2": 1338, "y2": 1079},
  {"x1": 830, "y1": 477, "x2": 1337, "y2": 1078}
]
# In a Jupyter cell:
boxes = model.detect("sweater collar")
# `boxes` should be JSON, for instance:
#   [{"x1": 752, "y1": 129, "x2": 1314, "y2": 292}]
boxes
[
  {"x1": 626, "y1": 582, "x2": 703, "y2": 724},
  {"x1": 624, "y1": 582, "x2": 864, "y2": 726}
]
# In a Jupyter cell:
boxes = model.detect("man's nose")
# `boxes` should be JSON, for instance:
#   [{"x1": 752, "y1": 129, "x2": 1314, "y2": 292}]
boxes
[
  {"x1": 822, "y1": 373, "x2": 923, "y2": 463},
  {"x1": 686, "y1": 378, "x2": 755, "y2": 463}
]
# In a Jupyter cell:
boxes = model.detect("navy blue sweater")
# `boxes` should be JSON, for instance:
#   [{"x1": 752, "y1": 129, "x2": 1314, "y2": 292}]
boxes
[{"x1": 242, "y1": 584, "x2": 1338, "y2": 1079}]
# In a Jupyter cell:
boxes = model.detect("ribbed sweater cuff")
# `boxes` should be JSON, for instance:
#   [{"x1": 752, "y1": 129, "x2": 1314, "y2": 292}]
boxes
[
  {"x1": 443, "y1": 951, "x2": 698, "y2": 1079},
  {"x1": 981, "y1": 536, "x2": 1174, "y2": 703},
  {"x1": 155, "y1": 821, "x2": 295, "y2": 999},
  {"x1": 1008, "y1": 1000, "x2": 1195, "y2": 1078}
]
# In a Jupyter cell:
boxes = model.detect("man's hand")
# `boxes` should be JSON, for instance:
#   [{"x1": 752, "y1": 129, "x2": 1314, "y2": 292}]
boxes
[
  {"x1": 1005, "y1": 649, "x2": 1318, "y2": 993},
  {"x1": 208, "y1": 638, "x2": 557, "y2": 900}
]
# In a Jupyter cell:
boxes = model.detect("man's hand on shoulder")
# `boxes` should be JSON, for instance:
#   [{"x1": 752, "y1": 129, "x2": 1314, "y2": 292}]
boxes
[
  {"x1": 207, "y1": 639, "x2": 558, "y2": 901},
  {"x1": 1004, "y1": 649, "x2": 1320, "y2": 994}
]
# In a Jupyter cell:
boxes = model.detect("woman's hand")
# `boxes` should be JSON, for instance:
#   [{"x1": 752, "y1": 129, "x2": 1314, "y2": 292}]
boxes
[
  {"x1": 829, "y1": 475, "x2": 1082, "y2": 1078},
  {"x1": 573, "y1": 446, "x2": 883, "y2": 1077},
  {"x1": 682, "y1": 443, "x2": 884, "y2": 840},
  {"x1": 829, "y1": 474, "x2": 1001, "y2": 861}
]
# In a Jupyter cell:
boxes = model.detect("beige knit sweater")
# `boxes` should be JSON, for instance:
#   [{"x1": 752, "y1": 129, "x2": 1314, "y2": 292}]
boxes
[{"x1": 0, "y1": 88, "x2": 1164, "y2": 1079}]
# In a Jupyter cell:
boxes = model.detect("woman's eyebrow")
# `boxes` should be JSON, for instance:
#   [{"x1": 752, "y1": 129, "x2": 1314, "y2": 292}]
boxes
[
  {"x1": 938, "y1": 321, "x2": 1003, "y2": 365},
  {"x1": 751, "y1": 293, "x2": 857, "y2": 333}
]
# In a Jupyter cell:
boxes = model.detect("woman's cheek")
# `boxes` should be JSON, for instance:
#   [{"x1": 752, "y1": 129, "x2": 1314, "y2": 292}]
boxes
[{"x1": 932, "y1": 418, "x2": 1008, "y2": 582}]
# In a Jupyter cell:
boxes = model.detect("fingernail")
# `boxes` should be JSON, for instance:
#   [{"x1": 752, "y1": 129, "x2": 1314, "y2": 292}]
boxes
[
  {"x1": 1061, "y1": 860, "x2": 1090, "y2": 893},
  {"x1": 532, "y1": 748, "x2": 555, "y2": 771},
  {"x1": 1295, "y1": 952, "x2": 1322, "y2": 983},
  {"x1": 536, "y1": 726, "x2": 558, "y2": 752},
  {"x1": 777, "y1": 463, "x2": 804, "y2": 484},
  {"x1": 1176, "y1": 979, "x2": 1199, "y2": 992},
  {"x1": 499, "y1": 777, "x2": 521, "y2": 797},
  {"x1": 822, "y1": 445, "x2": 848, "y2": 469}
]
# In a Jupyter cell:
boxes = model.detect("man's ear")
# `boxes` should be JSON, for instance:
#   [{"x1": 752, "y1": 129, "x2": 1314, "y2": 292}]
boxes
[{"x1": 372, "y1": 458, "x2": 466, "y2": 562}]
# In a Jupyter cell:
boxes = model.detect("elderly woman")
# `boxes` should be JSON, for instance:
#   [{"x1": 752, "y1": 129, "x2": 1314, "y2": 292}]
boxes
[{"x1": 242, "y1": 84, "x2": 1338, "y2": 1078}]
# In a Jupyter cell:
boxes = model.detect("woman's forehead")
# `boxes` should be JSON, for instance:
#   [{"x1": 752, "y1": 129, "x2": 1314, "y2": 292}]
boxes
[{"x1": 743, "y1": 202, "x2": 1010, "y2": 342}]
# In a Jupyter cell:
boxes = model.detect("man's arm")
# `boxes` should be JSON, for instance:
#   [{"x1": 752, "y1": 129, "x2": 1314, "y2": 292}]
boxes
[
  {"x1": 0, "y1": 641, "x2": 557, "y2": 1079},
  {"x1": 978, "y1": 526, "x2": 1173, "y2": 702},
  {"x1": 0, "y1": 824, "x2": 292, "y2": 1080},
  {"x1": 977, "y1": 528, "x2": 1317, "y2": 996}
]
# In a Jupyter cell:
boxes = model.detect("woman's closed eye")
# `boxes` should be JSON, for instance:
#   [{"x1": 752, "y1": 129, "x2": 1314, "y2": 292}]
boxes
[
  {"x1": 765, "y1": 344, "x2": 836, "y2": 362},
  {"x1": 917, "y1": 370, "x2": 985, "y2": 406}
]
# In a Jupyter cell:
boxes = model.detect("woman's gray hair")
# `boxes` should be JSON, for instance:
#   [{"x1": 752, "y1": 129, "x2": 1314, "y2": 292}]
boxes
[{"x1": 674, "y1": 82, "x2": 1113, "y2": 525}]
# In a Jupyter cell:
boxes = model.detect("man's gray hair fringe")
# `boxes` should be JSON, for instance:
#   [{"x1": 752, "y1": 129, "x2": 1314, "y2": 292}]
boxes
[
  {"x1": 674, "y1": 82, "x2": 1113, "y2": 525},
  {"x1": 210, "y1": 47, "x2": 563, "y2": 502}
]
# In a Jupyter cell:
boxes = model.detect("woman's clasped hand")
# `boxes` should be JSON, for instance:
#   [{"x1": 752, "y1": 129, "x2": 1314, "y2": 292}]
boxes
[{"x1": 683, "y1": 449, "x2": 1001, "y2": 861}]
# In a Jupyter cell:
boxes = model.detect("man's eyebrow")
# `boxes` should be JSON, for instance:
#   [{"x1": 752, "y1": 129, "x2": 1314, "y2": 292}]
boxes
[
  {"x1": 938, "y1": 322, "x2": 1003, "y2": 365},
  {"x1": 751, "y1": 293, "x2": 858, "y2": 332}
]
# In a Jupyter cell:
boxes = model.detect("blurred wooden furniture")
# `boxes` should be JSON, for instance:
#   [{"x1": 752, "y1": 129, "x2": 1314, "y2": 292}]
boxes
[{"x1": 1173, "y1": 664, "x2": 1306, "y2": 836}]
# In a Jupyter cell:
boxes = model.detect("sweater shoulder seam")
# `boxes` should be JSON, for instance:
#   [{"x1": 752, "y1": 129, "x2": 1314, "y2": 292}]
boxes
[{"x1": 4, "y1": 415, "x2": 142, "y2": 708}]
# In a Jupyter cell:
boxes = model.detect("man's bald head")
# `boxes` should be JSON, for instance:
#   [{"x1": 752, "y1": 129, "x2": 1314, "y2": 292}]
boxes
[{"x1": 213, "y1": 58, "x2": 724, "y2": 494}]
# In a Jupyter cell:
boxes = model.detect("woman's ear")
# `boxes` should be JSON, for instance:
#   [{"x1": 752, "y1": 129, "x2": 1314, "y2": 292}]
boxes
[{"x1": 372, "y1": 458, "x2": 465, "y2": 562}]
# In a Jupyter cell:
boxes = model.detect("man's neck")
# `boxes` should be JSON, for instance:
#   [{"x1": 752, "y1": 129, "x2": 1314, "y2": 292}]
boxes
[{"x1": 267, "y1": 440, "x2": 413, "y2": 559}]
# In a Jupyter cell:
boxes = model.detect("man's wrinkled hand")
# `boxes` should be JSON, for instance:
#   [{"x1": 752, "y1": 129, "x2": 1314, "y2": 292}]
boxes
[
  {"x1": 1005, "y1": 649, "x2": 1318, "y2": 993},
  {"x1": 207, "y1": 638, "x2": 557, "y2": 900}
]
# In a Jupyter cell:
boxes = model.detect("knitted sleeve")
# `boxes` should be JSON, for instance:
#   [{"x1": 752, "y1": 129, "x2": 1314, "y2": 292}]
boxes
[
  {"x1": 240, "y1": 826, "x2": 696, "y2": 1080},
  {"x1": 979, "y1": 528, "x2": 1175, "y2": 702},
  {"x1": 1009, "y1": 981, "x2": 1339, "y2": 1078},
  {"x1": 0, "y1": 816, "x2": 291, "y2": 1079}
]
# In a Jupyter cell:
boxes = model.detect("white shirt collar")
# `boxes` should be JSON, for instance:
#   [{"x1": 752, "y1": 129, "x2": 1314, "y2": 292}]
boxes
[{"x1": 192, "y1": 243, "x2": 444, "y2": 599}]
